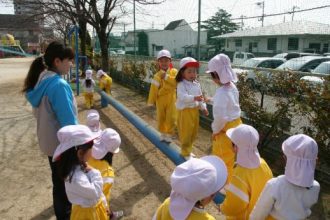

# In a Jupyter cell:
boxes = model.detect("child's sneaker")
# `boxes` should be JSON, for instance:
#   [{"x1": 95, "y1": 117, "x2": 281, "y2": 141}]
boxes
[
  {"x1": 111, "y1": 210, "x2": 124, "y2": 219},
  {"x1": 160, "y1": 133, "x2": 166, "y2": 142},
  {"x1": 164, "y1": 134, "x2": 173, "y2": 143}
]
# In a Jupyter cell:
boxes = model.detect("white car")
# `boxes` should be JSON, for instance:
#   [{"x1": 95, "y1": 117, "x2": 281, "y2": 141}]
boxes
[
  {"x1": 117, "y1": 50, "x2": 125, "y2": 55},
  {"x1": 300, "y1": 61, "x2": 330, "y2": 86},
  {"x1": 234, "y1": 57, "x2": 286, "y2": 87},
  {"x1": 232, "y1": 52, "x2": 255, "y2": 65}
]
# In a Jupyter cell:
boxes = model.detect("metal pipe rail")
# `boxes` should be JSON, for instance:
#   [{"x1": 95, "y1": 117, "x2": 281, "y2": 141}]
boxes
[{"x1": 99, "y1": 91, "x2": 225, "y2": 205}]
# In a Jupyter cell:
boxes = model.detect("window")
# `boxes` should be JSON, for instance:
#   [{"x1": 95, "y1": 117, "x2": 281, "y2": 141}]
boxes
[
  {"x1": 258, "y1": 61, "x2": 271, "y2": 68},
  {"x1": 235, "y1": 53, "x2": 244, "y2": 59},
  {"x1": 247, "y1": 54, "x2": 255, "y2": 59},
  {"x1": 267, "y1": 38, "x2": 277, "y2": 50},
  {"x1": 235, "y1": 39, "x2": 242, "y2": 47},
  {"x1": 323, "y1": 43, "x2": 329, "y2": 53},
  {"x1": 301, "y1": 60, "x2": 324, "y2": 72},
  {"x1": 253, "y1": 42, "x2": 258, "y2": 48},
  {"x1": 309, "y1": 43, "x2": 321, "y2": 53},
  {"x1": 288, "y1": 38, "x2": 299, "y2": 50},
  {"x1": 155, "y1": 45, "x2": 163, "y2": 51}
]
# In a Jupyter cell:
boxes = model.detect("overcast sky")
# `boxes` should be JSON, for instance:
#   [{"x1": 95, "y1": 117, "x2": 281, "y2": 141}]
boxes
[{"x1": 1, "y1": 0, "x2": 330, "y2": 35}]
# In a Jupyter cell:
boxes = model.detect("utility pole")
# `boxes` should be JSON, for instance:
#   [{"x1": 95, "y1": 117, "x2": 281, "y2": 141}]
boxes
[
  {"x1": 256, "y1": 1, "x2": 265, "y2": 27},
  {"x1": 240, "y1": 15, "x2": 246, "y2": 30},
  {"x1": 197, "y1": 0, "x2": 201, "y2": 62},
  {"x1": 291, "y1": 6, "x2": 299, "y2": 21},
  {"x1": 133, "y1": 0, "x2": 136, "y2": 56}
]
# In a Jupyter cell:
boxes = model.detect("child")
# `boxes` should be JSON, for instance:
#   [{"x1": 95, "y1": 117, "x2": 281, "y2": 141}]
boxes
[
  {"x1": 53, "y1": 125, "x2": 108, "y2": 220},
  {"x1": 250, "y1": 134, "x2": 320, "y2": 220},
  {"x1": 220, "y1": 124, "x2": 273, "y2": 219},
  {"x1": 176, "y1": 57, "x2": 208, "y2": 160},
  {"x1": 88, "y1": 128, "x2": 124, "y2": 219},
  {"x1": 206, "y1": 53, "x2": 242, "y2": 182},
  {"x1": 147, "y1": 49, "x2": 178, "y2": 142},
  {"x1": 97, "y1": 69, "x2": 112, "y2": 108},
  {"x1": 152, "y1": 155, "x2": 227, "y2": 220},
  {"x1": 82, "y1": 69, "x2": 96, "y2": 109},
  {"x1": 86, "y1": 110, "x2": 102, "y2": 135}
]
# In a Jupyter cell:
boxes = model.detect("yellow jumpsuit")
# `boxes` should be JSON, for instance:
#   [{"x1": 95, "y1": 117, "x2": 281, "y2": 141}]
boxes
[
  {"x1": 212, "y1": 118, "x2": 242, "y2": 183},
  {"x1": 154, "y1": 198, "x2": 215, "y2": 220},
  {"x1": 177, "y1": 107, "x2": 199, "y2": 157},
  {"x1": 88, "y1": 158, "x2": 115, "y2": 208},
  {"x1": 82, "y1": 79, "x2": 96, "y2": 109},
  {"x1": 220, "y1": 158, "x2": 273, "y2": 220},
  {"x1": 99, "y1": 74, "x2": 112, "y2": 94},
  {"x1": 71, "y1": 200, "x2": 108, "y2": 220},
  {"x1": 147, "y1": 68, "x2": 178, "y2": 135}
]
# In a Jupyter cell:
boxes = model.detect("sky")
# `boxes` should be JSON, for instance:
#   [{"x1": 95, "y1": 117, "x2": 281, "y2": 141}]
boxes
[{"x1": 1, "y1": 0, "x2": 330, "y2": 35}]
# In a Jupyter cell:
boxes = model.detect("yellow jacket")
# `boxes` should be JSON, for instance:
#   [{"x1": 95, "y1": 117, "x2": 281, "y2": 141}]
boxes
[
  {"x1": 220, "y1": 158, "x2": 273, "y2": 220},
  {"x1": 88, "y1": 158, "x2": 115, "y2": 207},
  {"x1": 99, "y1": 74, "x2": 112, "y2": 94},
  {"x1": 147, "y1": 68, "x2": 177, "y2": 105},
  {"x1": 153, "y1": 198, "x2": 215, "y2": 220}
]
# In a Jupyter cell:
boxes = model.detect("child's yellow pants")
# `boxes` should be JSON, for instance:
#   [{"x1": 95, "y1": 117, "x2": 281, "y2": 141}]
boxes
[
  {"x1": 71, "y1": 199, "x2": 108, "y2": 220},
  {"x1": 212, "y1": 118, "x2": 242, "y2": 183},
  {"x1": 156, "y1": 93, "x2": 177, "y2": 135},
  {"x1": 177, "y1": 107, "x2": 199, "y2": 157},
  {"x1": 84, "y1": 92, "x2": 94, "y2": 109}
]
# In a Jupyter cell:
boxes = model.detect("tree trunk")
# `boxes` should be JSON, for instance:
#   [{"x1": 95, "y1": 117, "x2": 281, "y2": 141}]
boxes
[
  {"x1": 98, "y1": 29, "x2": 109, "y2": 71},
  {"x1": 79, "y1": 20, "x2": 87, "y2": 72},
  {"x1": 79, "y1": 19, "x2": 87, "y2": 56}
]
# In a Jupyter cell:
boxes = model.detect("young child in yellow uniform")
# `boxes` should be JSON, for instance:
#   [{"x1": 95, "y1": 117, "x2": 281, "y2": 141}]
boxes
[
  {"x1": 147, "y1": 50, "x2": 178, "y2": 142},
  {"x1": 88, "y1": 128, "x2": 124, "y2": 219},
  {"x1": 206, "y1": 54, "x2": 242, "y2": 182},
  {"x1": 53, "y1": 125, "x2": 108, "y2": 220},
  {"x1": 220, "y1": 124, "x2": 273, "y2": 219},
  {"x1": 82, "y1": 69, "x2": 96, "y2": 109},
  {"x1": 250, "y1": 134, "x2": 320, "y2": 220},
  {"x1": 152, "y1": 156, "x2": 228, "y2": 220},
  {"x1": 97, "y1": 69, "x2": 112, "y2": 108},
  {"x1": 176, "y1": 57, "x2": 209, "y2": 160}
]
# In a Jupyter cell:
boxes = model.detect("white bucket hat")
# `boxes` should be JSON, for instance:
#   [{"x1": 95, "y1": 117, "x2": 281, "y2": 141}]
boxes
[
  {"x1": 92, "y1": 128, "x2": 121, "y2": 159},
  {"x1": 53, "y1": 125, "x2": 100, "y2": 162},
  {"x1": 207, "y1": 54, "x2": 238, "y2": 84},
  {"x1": 86, "y1": 110, "x2": 101, "y2": 134},
  {"x1": 282, "y1": 134, "x2": 318, "y2": 188},
  {"x1": 97, "y1": 69, "x2": 106, "y2": 79},
  {"x1": 85, "y1": 69, "x2": 93, "y2": 79},
  {"x1": 157, "y1": 49, "x2": 171, "y2": 59},
  {"x1": 226, "y1": 124, "x2": 261, "y2": 169},
  {"x1": 169, "y1": 156, "x2": 227, "y2": 220},
  {"x1": 179, "y1": 57, "x2": 200, "y2": 70}
]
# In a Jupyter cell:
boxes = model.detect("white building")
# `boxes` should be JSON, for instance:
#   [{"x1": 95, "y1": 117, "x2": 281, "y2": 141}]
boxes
[
  {"x1": 214, "y1": 21, "x2": 330, "y2": 57},
  {"x1": 122, "y1": 19, "x2": 209, "y2": 59}
]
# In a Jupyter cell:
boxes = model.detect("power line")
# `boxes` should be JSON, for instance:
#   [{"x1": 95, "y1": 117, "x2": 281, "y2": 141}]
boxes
[{"x1": 230, "y1": 4, "x2": 330, "y2": 20}]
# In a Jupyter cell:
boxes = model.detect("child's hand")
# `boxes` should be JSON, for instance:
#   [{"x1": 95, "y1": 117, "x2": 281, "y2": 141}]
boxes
[
  {"x1": 203, "y1": 109, "x2": 209, "y2": 116},
  {"x1": 160, "y1": 70, "x2": 166, "y2": 79},
  {"x1": 212, "y1": 133, "x2": 218, "y2": 140},
  {"x1": 194, "y1": 95, "x2": 204, "y2": 101}
]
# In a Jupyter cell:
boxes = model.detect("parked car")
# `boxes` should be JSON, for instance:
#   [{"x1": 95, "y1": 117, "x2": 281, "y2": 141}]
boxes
[
  {"x1": 234, "y1": 57, "x2": 286, "y2": 87},
  {"x1": 276, "y1": 56, "x2": 330, "y2": 72},
  {"x1": 117, "y1": 49, "x2": 125, "y2": 55},
  {"x1": 232, "y1": 52, "x2": 255, "y2": 65},
  {"x1": 323, "y1": 53, "x2": 330, "y2": 57},
  {"x1": 300, "y1": 61, "x2": 330, "y2": 86},
  {"x1": 273, "y1": 52, "x2": 319, "y2": 60}
]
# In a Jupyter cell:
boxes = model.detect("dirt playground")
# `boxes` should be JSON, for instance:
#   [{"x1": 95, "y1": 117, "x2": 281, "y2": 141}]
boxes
[{"x1": 0, "y1": 58, "x2": 328, "y2": 219}]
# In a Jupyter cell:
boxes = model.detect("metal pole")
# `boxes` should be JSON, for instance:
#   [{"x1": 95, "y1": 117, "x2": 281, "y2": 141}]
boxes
[
  {"x1": 133, "y1": 0, "x2": 136, "y2": 57},
  {"x1": 75, "y1": 26, "x2": 80, "y2": 95},
  {"x1": 197, "y1": 0, "x2": 201, "y2": 62},
  {"x1": 262, "y1": 1, "x2": 265, "y2": 27}
]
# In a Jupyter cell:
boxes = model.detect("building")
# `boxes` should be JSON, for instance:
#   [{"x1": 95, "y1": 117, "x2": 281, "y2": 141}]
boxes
[
  {"x1": 14, "y1": 0, "x2": 40, "y2": 15},
  {"x1": 0, "y1": 14, "x2": 42, "y2": 53},
  {"x1": 121, "y1": 19, "x2": 209, "y2": 58},
  {"x1": 214, "y1": 21, "x2": 330, "y2": 57}
]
